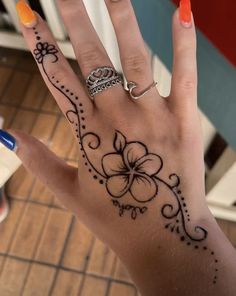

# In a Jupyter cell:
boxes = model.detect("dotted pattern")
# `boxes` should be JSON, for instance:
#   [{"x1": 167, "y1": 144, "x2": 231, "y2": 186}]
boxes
[
  {"x1": 51, "y1": 76, "x2": 105, "y2": 185},
  {"x1": 32, "y1": 27, "x2": 105, "y2": 186},
  {"x1": 165, "y1": 188, "x2": 219, "y2": 285},
  {"x1": 33, "y1": 27, "x2": 41, "y2": 41},
  {"x1": 178, "y1": 190, "x2": 191, "y2": 222}
]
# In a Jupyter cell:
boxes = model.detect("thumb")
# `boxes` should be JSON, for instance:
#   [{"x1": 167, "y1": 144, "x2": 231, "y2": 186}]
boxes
[{"x1": 0, "y1": 129, "x2": 79, "y2": 203}]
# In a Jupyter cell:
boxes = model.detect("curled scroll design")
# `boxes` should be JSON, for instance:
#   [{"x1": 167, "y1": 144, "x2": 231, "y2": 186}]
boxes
[
  {"x1": 156, "y1": 176, "x2": 208, "y2": 242},
  {"x1": 66, "y1": 110, "x2": 77, "y2": 124},
  {"x1": 184, "y1": 225, "x2": 208, "y2": 242},
  {"x1": 168, "y1": 173, "x2": 180, "y2": 189},
  {"x1": 161, "y1": 203, "x2": 180, "y2": 219},
  {"x1": 81, "y1": 132, "x2": 101, "y2": 150}
]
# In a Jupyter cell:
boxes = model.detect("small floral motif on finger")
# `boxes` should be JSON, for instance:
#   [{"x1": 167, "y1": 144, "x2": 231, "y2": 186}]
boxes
[{"x1": 33, "y1": 42, "x2": 58, "y2": 63}]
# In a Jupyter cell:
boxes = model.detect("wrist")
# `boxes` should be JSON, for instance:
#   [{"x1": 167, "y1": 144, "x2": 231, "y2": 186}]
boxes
[{"x1": 121, "y1": 209, "x2": 236, "y2": 296}]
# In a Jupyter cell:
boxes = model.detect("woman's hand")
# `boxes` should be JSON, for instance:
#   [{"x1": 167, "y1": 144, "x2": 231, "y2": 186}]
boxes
[
  {"x1": 1, "y1": 0, "x2": 234, "y2": 295},
  {"x1": 13, "y1": 0, "x2": 205, "y2": 239}
]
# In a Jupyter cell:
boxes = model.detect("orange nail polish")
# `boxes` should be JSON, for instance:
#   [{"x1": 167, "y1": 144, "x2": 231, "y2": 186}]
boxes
[
  {"x1": 179, "y1": 0, "x2": 192, "y2": 28},
  {"x1": 16, "y1": 0, "x2": 37, "y2": 28}
]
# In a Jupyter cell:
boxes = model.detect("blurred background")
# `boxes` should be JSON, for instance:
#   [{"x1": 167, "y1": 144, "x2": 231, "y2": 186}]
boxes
[{"x1": 0, "y1": 0, "x2": 235, "y2": 295}]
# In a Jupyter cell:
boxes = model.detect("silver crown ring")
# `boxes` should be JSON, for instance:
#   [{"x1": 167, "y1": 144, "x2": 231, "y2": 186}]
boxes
[{"x1": 86, "y1": 66, "x2": 123, "y2": 98}]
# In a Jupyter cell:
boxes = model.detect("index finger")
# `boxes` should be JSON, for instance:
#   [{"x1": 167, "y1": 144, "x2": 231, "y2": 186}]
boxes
[{"x1": 16, "y1": 1, "x2": 93, "y2": 129}]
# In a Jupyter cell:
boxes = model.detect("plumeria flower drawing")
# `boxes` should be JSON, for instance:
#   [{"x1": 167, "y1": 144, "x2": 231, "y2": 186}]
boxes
[
  {"x1": 33, "y1": 42, "x2": 58, "y2": 64},
  {"x1": 102, "y1": 131, "x2": 163, "y2": 203}
]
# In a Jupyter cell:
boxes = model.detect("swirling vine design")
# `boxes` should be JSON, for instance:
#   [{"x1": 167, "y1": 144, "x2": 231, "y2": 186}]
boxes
[
  {"x1": 81, "y1": 132, "x2": 101, "y2": 150},
  {"x1": 34, "y1": 40, "x2": 207, "y2": 239},
  {"x1": 33, "y1": 39, "x2": 207, "y2": 239},
  {"x1": 156, "y1": 176, "x2": 208, "y2": 242}
]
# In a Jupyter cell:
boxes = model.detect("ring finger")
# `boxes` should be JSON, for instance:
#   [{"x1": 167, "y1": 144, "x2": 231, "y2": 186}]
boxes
[{"x1": 105, "y1": 0, "x2": 161, "y2": 105}]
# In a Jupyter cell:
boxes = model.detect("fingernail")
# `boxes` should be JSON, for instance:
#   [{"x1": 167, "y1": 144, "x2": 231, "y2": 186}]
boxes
[
  {"x1": 179, "y1": 0, "x2": 192, "y2": 28},
  {"x1": 16, "y1": 0, "x2": 37, "y2": 28},
  {"x1": 0, "y1": 130, "x2": 17, "y2": 152}
]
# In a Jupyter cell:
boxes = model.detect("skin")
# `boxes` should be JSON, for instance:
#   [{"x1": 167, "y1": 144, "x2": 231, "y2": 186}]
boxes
[{"x1": 10, "y1": 0, "x2": 236, "y2": 295}]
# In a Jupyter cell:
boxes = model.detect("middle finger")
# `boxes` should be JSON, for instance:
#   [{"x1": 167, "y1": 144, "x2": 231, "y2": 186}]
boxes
[
  {"x1": 56, "y1": 0, "x2": 126, "y2": 107},
  {"x1": 56, "y1": 1, "x2": 113, "y2": 79}
]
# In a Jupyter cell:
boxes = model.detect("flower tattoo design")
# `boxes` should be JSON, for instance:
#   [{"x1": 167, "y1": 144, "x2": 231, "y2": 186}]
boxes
[
  {"x1": 33, "y1": 42, "x2": 58, "y2": 64},
  {"x1": 32, "y1": 27, "x2": 219, "y2": 285},
  {"x1": 102, "y1": 131, "x2": 162, "y2": 203}
]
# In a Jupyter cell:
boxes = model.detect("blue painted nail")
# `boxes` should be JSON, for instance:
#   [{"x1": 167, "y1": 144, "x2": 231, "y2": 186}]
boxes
[{"x1": 0, "y1": 130, "x2": 16, "y2": 151}]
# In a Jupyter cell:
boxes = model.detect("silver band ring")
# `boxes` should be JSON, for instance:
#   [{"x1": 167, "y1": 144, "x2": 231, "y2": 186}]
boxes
[
  {"x1": 86, "y1": 66, "x2": 123, "y2": 98},
  {"x1": 127, "y1": 81, "x2": 158, "y2": 100}
]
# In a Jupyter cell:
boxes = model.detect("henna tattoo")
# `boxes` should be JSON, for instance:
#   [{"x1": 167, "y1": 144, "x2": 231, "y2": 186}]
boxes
[
  {"x1": 33, "y1": 42, "x2": 58, "y2": 64},
  {"x1": 156, "y1": 176, "x2": 208, "y2": 242},
  {"x1": 102, "y1": 131, "x2": 162, "y2": 203},
  {"x1": 112, "y1": 200, "x2": 147, "y2": 220},
  {"x1": 32, "y1": 28, "x2": 106, "y2": 185},
  {"x1": 32, "y1": 27, "x2": 219, "y2": 285}
]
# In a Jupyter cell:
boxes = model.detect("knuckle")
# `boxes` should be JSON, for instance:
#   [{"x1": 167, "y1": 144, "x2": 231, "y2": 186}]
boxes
[
  {"x1": 46, "y1": 65, "x2": 68, "y2": 81},
  {"x1": 178, "y1": 75, "x2": 197, "y2": 92},
  {"x1": 56, "y1": 0, "x2": 83, "y2": 16},
  {"x1": 79, "y1": 46, "x2": 105, "y2": 72},
  {"x1": 112, "y1": 6, "x2": 132, "y2": 23},
  {"x1": 45, "y1": 65, "x2": 71, "y2": 86},
  {"x1": 123, "y1": 52, "x2": 149, "y2": 74}
]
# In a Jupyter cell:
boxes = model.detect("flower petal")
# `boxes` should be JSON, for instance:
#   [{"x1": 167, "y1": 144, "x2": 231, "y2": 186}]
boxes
[
  {"x1": 37, "y1": 56, "x2": 43, "y2": 64},
  {"x1": 35, "y1": 53, "x2": 42, "y2": 59},
  {"x1": 130, "y1": 175, "x2": 157, "y2": 202},
  {"x1": 48, "y1": 49, "x2": 58, "y2": 54},
  {"x1": 102, "y1": 153, "x2": 128, "y2": 177},
  {"x1": 134, "y1": 154, "x2": 163, "y2": 176},
  {"x1": 36, "y1": 42, "x2": 43, "y2": 50},
  {"x1": 47, "y1": 45, "x2": 56, "y2": 51},
  {"x1": 43, "y1": 42, "x2": 49, "y2": 49},
  {"x1": 47, "y1": 44, "x2": 54, "y2": 50},
  {"x1": 47, "y1": 48, "x2": 58, "y2": 53},
  {"x1": 106, "y1": 175, "x2": 132, "y2": 198},
  {"x1": 123, "y1": 142, "x2": 147, "y2": 169},
  {"x1": 33, "y1": 49, "x2": 40, "y2": 55}
]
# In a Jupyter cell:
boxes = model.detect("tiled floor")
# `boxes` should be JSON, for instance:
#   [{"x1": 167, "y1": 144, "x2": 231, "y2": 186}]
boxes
[
  {"x1": 0, "y1": 47, "x2": 235, "y2": 296},
  {"x1": 0, "y1": 48, "x2": 137, "y2": 296}
]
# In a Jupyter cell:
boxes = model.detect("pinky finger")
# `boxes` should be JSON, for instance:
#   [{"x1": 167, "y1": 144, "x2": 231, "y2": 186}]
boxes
[{"x1": 170, "y1": 6, "x2": 198, "y2": 111}]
